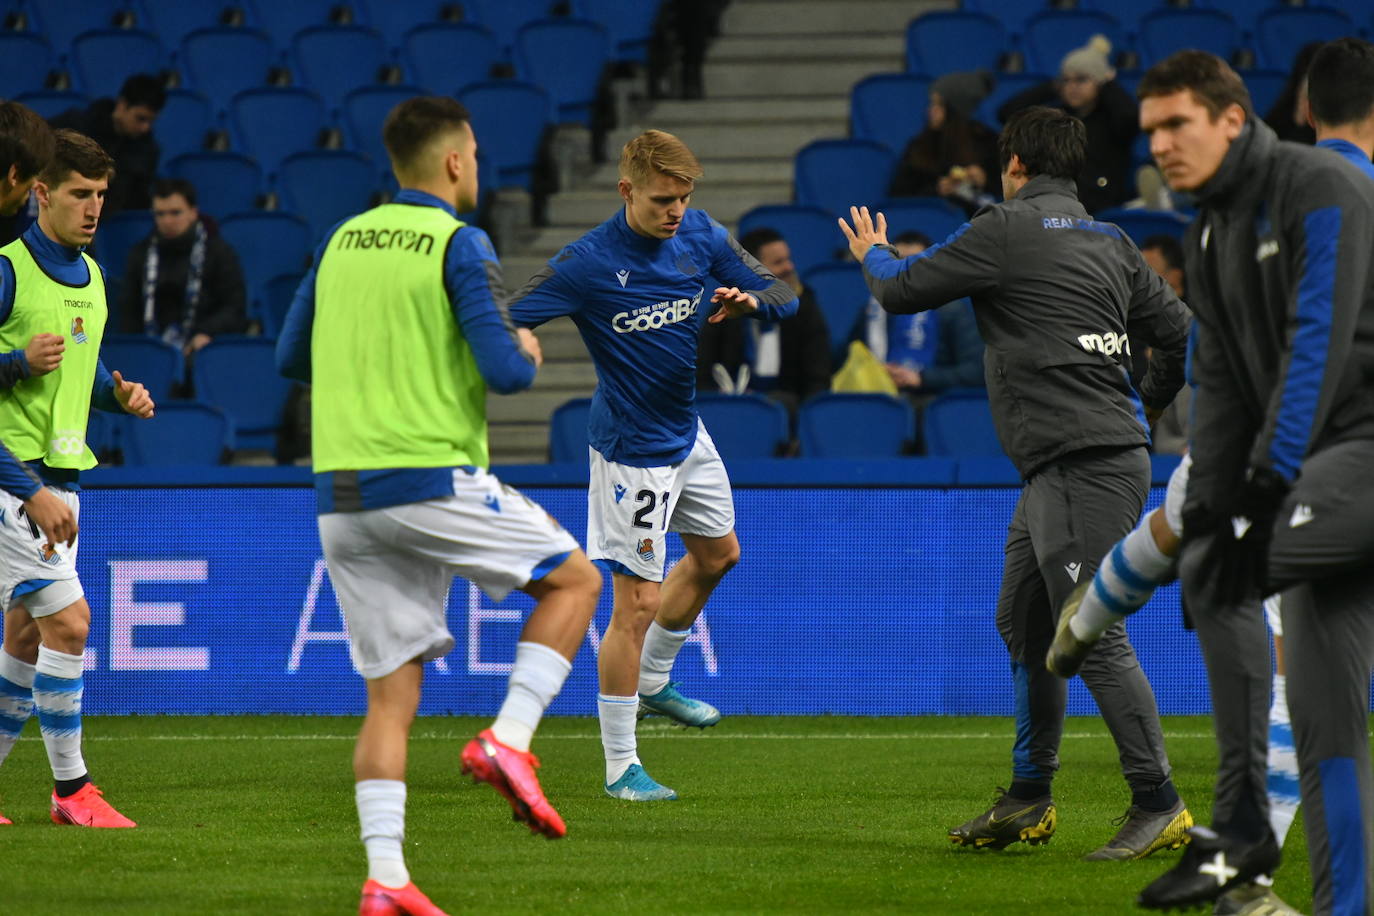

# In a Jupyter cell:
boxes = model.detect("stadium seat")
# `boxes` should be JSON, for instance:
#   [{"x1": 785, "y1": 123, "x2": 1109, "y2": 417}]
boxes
[
  {"x1": 246, "y1": 0, "x2": 356, "y2": 50},
  {"x1": 1139, "y1": 9, "x2": 1241, "y2": 67},
  {"x1": 966, "y1": 0, "x2": 1054, "y2": 37},
  {"x1": 798, "y1": 393, "x2": 915, "y2": 458},
  {"x1": 343, "y1": 85, "x2": 423, "y2": 173},
  {"x1": 850, "y1": 74, "x2": 931, "y2": 157},
  {"x1": 573, "y1": 0, "x2": 663, "y2": 63},
  {"x1": 0, "y1": 33, "x2": 55, "y2": 98},
  {"x1": 84, "y1": 408, "x2": 122, "y2": 462},
  {"x1": 457, "y1": 81, "x2": 552, "y2": 191},
  {"x1": 905, "y1": 11, "x2": 1006, "y2": 76},
  {"x1": 69, "y1": 29, "x2": 166, "y2": 97},
  {"x1": 28, "y1": 0, "x2": 131, "y2": 59},
  {"x1": 1200, "y1": 0, "x2": 1274, "y2": 36},
  {"x1": 1244, "y1": 69, "x2": 1287, "y2": 123},
  {"x1": 514, "y1": 18, "x2": 611, "y2": 126},
  {"x1": 403, "y1": 23, "x2": 498, "y2": 95},
  {"x1": 292, "y1": 25, "x2": 390, "y2": 113},
  {"x1": 100, "y1": 335, "x2": 185, "y2": 403},
  {"x1": 192, "y1": 338, "x2": 294, "y2": 452},
  {"x1": 1022, "y1": 10, "x2": 1125, "y2": 76},
  {"x1": 1256, "y1": 6, "x2": 1354, "y2": 71},
  {"x1": 694, "y1": 393, "x2": 789, "y2": 460},
  {"x1": 180, "y1": 28, "x2": 279, "y2": 114},
  {"x1": 801, "y1": 262, "x2": 870, "y2": 364},
  {"x1": 458, "y1": 0, "x2": 559, "y2": 60},
  {"x1": 14, "y1": 90, "x2": 87, "y2": 121},
  {"x1": 230, "y1": 87, "x2": 329, "y2": 176},
  {"x1": 260, "y1": 271, "x2": 304, "y2": 338},
  {"x1": 794, "y1": 139, "x2": 895, "y2": 216},
  {"x1": 122, "y1": 400, "x2": 233, "y2": 466},
  {"x1": 276, "y1": 150, "x2": 378, "y2": 243},
  {"x1": 361, "y1": 0, "x2": 460, "y2": 52},
  {"x1": 1095, "y1": 208, "x2": 1192, "y2": 246},
  {"x1": 974, "y1": 72, "x2": 1050, "y2": 129},
  {"x1": 93, "y1": 209, "x2": 152, "y2": 304},
  {"x1": 218, "y1": 212, "x2": 313, "y2": 321},
  {"x1": 548, "y1": 397, "x2": 592, "y2": 463},
  {"x1": 141, "y1": 2, "x2": 238, "y2": 51},
  {"x1": 923, "y1": 389, "x2": 1002, "y2": 457},
  {"x1": 156, "y1": 89, "x2": 216, "y2": 162},
  {"x1": 737, "y1": 205, "x2": 842, "y2": 277},
  {"x1": 165, "y1": 152, "x2": 264, "y2": 219},
  {"x1": 877, "y1": 198, "x2": 967, "y2": 247}
]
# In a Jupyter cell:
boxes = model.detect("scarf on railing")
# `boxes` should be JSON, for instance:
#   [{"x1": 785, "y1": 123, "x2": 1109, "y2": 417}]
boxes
[{"x1": 142, "y1": 220, "x2": 207, "y2": 349}]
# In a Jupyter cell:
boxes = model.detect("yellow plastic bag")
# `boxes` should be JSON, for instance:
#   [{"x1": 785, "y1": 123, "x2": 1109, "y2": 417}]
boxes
[{"x1": 831, "y1": 341, "x2": 899, "y2": 395}]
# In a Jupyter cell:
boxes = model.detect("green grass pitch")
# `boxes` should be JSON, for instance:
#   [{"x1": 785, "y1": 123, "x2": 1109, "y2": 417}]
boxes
[{"x1": 1, "y1": 715, "x2": 1314, "y2": 914}]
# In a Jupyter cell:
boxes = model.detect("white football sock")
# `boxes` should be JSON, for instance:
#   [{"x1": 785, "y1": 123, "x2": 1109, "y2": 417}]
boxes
[
  {"x1": 357, "y1": 779, "x2": 410, "y2": 888},
  {"x1": 0, "y1": 650, "x2": 36, "y2": 769},
  {"x1": 638, "y1": 622, "x2": 690, "y2": 696},
  {"x1": 491, "y1": 641, "x2": 571, "y2": 753},
  {"x1": 34, "y1": 645, "x2": 86, "y2": 781},
  {"x1": 1266, "y1": 673, "x2": 1300, "y2": 846},
  {"x1": 1071, "y1": 523, "x2": 1175, "y2": 640},
  {"x1": 598, "y1": 694, "x2": 640, "y2": 784}
]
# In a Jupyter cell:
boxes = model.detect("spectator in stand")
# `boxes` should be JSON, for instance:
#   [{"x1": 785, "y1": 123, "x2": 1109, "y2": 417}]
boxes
[
  {"x1": 1263, "y1": 42, "x2": 1321, "y2": 146},
  {"x1": 999, "y1": 36, "x2": 1138, "y2": 214},
  {"x1": 51, "y1": 74, "x2": 165, "y2": 216},
  {"x1": 889, "y1": 71, "x2": 999, "y2": 214},
  {"x1": 1138, "y1": 235, "x2": 1189, "y2": 456},
  {"x1": 120, "y1": 178, "x2": 246, "y2": 358},
  {"x1": 697, "y1": 227, "x2": 831, "y2": 420},
  {"x1": 0, "y1": 101, "x2": 54, "y2": 247}
]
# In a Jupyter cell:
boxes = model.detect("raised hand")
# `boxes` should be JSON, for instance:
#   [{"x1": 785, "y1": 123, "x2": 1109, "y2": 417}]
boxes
[
  {"x1": 707, "y1": 287, "x2": 759, "y2": 324},
  {"x1": 112, "y1": 370, "x2": 155, "y2": 419}
]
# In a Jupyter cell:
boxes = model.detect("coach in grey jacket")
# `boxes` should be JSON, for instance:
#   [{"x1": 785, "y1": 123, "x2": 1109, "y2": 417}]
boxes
[
  {"x1": 1134, "y1": 52, "x2": 1374, "y2": 915},
  {"x1": 842, "y1": 107, "x2": 1193, "y2": 860}
]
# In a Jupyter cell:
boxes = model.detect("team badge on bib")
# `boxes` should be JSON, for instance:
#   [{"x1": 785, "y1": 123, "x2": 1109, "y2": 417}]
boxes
[
  {"x1": 71, "y1": 316, "x2": 87, "y2": 344},
  {"x1": 636, "y1": 538, "x2": 655, "y2": 561}
]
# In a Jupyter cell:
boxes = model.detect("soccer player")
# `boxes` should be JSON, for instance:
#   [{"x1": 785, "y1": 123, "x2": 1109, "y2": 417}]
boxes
[
  {"x1": 275, "y1": 96, "x2": 601, "y2": 916},
  {"x1": 0, "y1": 129, "x2": 155, "y2": 829},
  {"x1": 841, "y1": 107, "x2": 1193, "y2": 860},
  {"x1": 0, "y1": 101, "x2": 55, "y2": 246},
  {"x1": 1125, "y1": 51, "x2": 1374, "y2": 914},
  {"x1": 508, "y1": 129, "x2": 798, "y2": 801}
]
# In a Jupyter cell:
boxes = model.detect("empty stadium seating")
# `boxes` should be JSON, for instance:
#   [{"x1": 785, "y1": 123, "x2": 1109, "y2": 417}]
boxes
[
  {"x1": 801, "y1": 263, "x2": 870, "y2": 365},
  {"x1": 100, "y1": 334, "x2": 185, "y2": 403},
  {"x1": 794, "y1": 139, "x2": 895, "y2": 215},
  {"x1": 514, "y1": 18, "x2": 610, "y2": 126},
  {"x1": 798, "y1": 393, "x2": 915, "y2": 458},
  {"x1": 923, "y1": 389, "x2": 1002, "y2": 458},
  {"x1": 122, "y1": 401, "x2": 233, "y2": 466},
  {"x1": 191, "y1": 337, "x2": 295, "y2": 452},
  {"x1": 737, "y1": 205, "x2": 844, "y2": 276},
  {"x1": 695, "y1": 393, "x2": 790, "y2": 460},
  {"x1": 850, "y1": 73, "x2": 930, "y2": 156},
  {"x1": 403, "y1": 23, "x2": 499, "y2": 95},
  {"x1": 548, "y1": 397, "x2": 592, "y2": 463}
]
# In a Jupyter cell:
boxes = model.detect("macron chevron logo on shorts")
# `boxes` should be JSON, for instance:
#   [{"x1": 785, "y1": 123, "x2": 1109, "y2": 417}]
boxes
[
  {"x1": 1289, "y1": 504, "x2": 1314, "y2": 528},
  {"x1": 1065, "y1": 562, "x2": 1081, "y2": 583},
  {"x1": 483, "y1": 494, "x2": 501, "y2": 513},
  {"x1": 613, "y1": 483, "x2": 627, "y2": 503}
]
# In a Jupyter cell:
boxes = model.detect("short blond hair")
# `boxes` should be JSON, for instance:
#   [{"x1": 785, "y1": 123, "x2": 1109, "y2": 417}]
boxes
[{"x1": 618, "y1": 129, "x2": 704, "y2": 186}]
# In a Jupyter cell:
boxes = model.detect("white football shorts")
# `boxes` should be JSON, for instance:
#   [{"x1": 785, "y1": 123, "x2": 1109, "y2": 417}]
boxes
[
  {"x1": 587, "y1": 419, "x2": 735, "y2": 582},
  {"x1": 1163, "y1": 452, "x2": 1192, "y2": 540},
  {"x1": 0, "y1": 485, "x2": 83, "y2": 618},
  {"x1": 318, "y1": 467, "x2": 579, "y2": 680}
]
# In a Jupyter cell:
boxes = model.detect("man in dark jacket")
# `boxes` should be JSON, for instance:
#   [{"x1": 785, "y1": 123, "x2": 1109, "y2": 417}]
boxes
[
  {"x1": 51, "y1": 74, "x2": 164, "y2": 217},
  {"x1": 0, "y1": 101, "x2": 53, "y2": 247},
  {"x1": 120, "y1": 178, "x2": 247, "y2": 356},
  {"x1": 1133, "y1": 51, "x2": 1374, "y2": 915},
  {"x1": 696, "y1": 227, "x2": 831, "y2": 420},
  {"x1": 841, "y1": 106, "x2": 1193, "y2": 861}
]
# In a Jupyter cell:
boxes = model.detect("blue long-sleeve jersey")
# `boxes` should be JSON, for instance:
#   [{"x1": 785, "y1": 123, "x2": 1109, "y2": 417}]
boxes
[{"x1": 509, "y1": 208, "x2": 799, "y2": 466}]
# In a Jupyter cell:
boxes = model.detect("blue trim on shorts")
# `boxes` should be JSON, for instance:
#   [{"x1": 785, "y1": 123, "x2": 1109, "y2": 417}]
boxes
[
  {"x1": 13, "y1": 578, "x2": 54, "y2": 598},
  {"x1": 593, "y1": 557, "x2": 641, "y2": 578},
  {"x1": 528, "y1": 551, "x2": 571, "y2": 582}
]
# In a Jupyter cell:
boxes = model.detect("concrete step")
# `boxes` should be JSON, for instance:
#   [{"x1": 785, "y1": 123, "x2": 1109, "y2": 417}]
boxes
[
  {"x1": 547, "y1": 184, "x2": 791, "y2": 227},
  {"x1": 711, "y1": 33, "x2": 905, "y2": 62},
  {"x1": 488, "y1": 422, "x2": 552, "y2": 464},
  {"x1": 646, "y1": 96, "x2": 850, "y2": 125},
  {"x1": 486, "y1": 387, "x2": 587, "y2": 424},
  {"x1": 606, "y1": 119, "x2": 846, "y2": 162},
  {"x1": 705, "y1": 59, "x2": 901, "y2": 99},
  {"x1": 526, "y1": 316, "x2": 590, "y2": 361},
  {"x1": 528, "y1": 360, "x2": 596, "y2": 389},
  {"x1": 722, "y1": 0, "x2": 938, "y2": 35}
]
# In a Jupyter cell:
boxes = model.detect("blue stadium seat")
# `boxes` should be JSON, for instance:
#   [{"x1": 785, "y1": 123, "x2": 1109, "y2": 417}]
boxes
[
  {"x1": 801, "y1": 262, "x2": 869, "y2": 364},
  {"x1": 974, "y1": 72, "x2": 1049, "y2": 129},
  {"x1": 794, "y1": 139, "x2": 895, "y2": 216},
  {"x1": 343, "y1": 85, "x2": 423, "y2": 173},
  {"x1": 123, "y1": 401, "x2": 233, "y2": 466},
  {"x1": 156, "y1": 89, "x2": 216, "y2": 162},
  {"x1": 923, "y1": 389, "x2": 1002, "y2": 457},
  {"x1": 259, "y1": 272, "x2": 304, "y2": 338},
  {"x1": 403, "y1": 23, "x2": 498, "y2": 94},
  {"x1": 695, "y1": 393, "x2": 789, "y2": 460},
  {"x1": 906, "y1": 11, "x2": 1006, "y2": 76},
  {"x1": 1022, "y1": 10, "x2": 1125, "y2": 76},
  {"x1": 292, "y1": 25, "x2": 389, "y2": 113},
  {"x1": 1139, "y1": 9, "x2": 1241, "y2": 67},
  {"x1": 877, "y1": 198, "x2": 967, "y2": 246},
  {"x1": 737, "y1": 204, "x2": 842, "y2": 276},
  {"x1": 850, "y1": 74, "x2": 931, "y2": 156},
  {"x1": 180, "y1": 28, "x2": 278, "y2": 114},
  {"x1": 1095, "y1": 208, "x2": 1192, "y2": 246},
  {"x1": 514, "y1": 18, "x2": 610, "y2": 126},
  {"x1": 1256, "y1": 7, "x2": 1354, "y2": 71},
  {"x1": 192, "y1": 338, "x2": 294, "y2": 452},
  {"x1": 69, "y1": 29, "x2": 166, "y2": 97},
  {"x1": 1244, "y1": 69, "x2": 1287, "y2": 123},
  {"x1": 458, "y1": 81, "x2": 551, "y2": 191},
  {"x1": 1199, "y1": 0, "x2": 1274, "y2": 35},
  {"x1": 548, "y1": 397, "x2": 592, "y2": 463},
  {"x1": 966, "y1": 0, "x2": 1053, "y2": 37},
  {"x1": 100, "y1": 334, "x2": 185, "y2": 403},
  {"x1": 798, "y1": 393, "x2": 915, "y2": 458},
  {"x1": 166, "y1": 152, "x2": 263, "y2": 218},
  {"x1": 218, "y1": 212, "x2": 313, "y2": 321},
  {"x1": 573, "y1": 0, "x2": 662, "y2": 63},
  {"x1": 14, "y1": 90, "x2": 88, "y2": 121},
  {"x1": 359, "y1": 0, "x2": 458, "y2": 52},
  {"x1": 0, "y1": 33, "x2": 55, "y2": 98},
  {"x1": 458, "y1": 0, "x2": 559, "y2": 60},
  {"x1": 246, "y1": 0, "x2": 354, "y2": 50},
  {"x1": 28, "y1": 0, "x2": 131, "y2": 59},
  {"x1": 230, "y1": 87, "x2": 328, "y2": 175},
  {"x1": 93, "y1": 209, "x2": 152, "y2": 305},
  {"x1": 84, "y1": 408, "x2": 123, "y2": 461},
  {"x1": 276, "y1": 150, "x2": 378, "y2": 243},
  {"x1": 142, "y1": 2, "x2": 237, "y2": 51}
]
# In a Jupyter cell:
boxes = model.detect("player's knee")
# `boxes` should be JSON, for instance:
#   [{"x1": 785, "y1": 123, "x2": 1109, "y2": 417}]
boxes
[{"x1": 698, "y1": 541, "x2": 740, "y2": 579}]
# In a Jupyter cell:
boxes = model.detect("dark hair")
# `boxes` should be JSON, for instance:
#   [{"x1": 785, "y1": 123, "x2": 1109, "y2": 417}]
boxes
[
  {"x1": 1139, "y1": 50, "x2": 1253, "y2": 120},
  {"x1": 997, "y1": 106, "x2": 1086, "y2": 180},
  {"x1": 739, "y1": 227, "x2": 784, "y2": 259},
  {"x1": 118, "y1": 73, "x2": 167, "y2": 111},
  {"x1": 892, "y1": 230, "x2": 932, "y2": 248},
  {"x1": 0, "y1": 100, "x2": 55, "y2": 180},
  {"x1": 152, "y1": 177, "x2": 197, "y2": 206},
  {"x1": 1140, "y1": 234, "x2": 1184, "y2": 272},
  {"x1": 39, "y1": 128, "x2": 115, "y2": 188},
  {"x1": 1307, "y1": 38, "x2": 1374, "y2": 129},
  {"x1": 382, "y1": 96, "x2": 471, "y2": 171}
]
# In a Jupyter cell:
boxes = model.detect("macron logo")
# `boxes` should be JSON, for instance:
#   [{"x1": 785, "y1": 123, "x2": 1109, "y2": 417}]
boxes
[
  {"x1": 615, "y1": 269, "x2": 630, "y2": 288},
  {"x1": 1289, "y1": 504, "x2": 1314, "y2": 528},
  {"x1": 613, "y1": 483, "x2": 627, "y2": 503},
  {"x1": 483, "y1": 494, "x2": 501, "y2": 513},
  {"x1": 1256, "y1": 239, "x2": 1279, "y2": 262},
  {"x1": 1065, "y1": 562, "x2": 1082, "y2": 583}
]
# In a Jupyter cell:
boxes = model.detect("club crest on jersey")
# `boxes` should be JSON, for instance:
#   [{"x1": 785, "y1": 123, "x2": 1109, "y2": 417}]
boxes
[
  {"x1": 39, "y1": 544, "x2": 60, "y2": 565},
  {"x1": 71, "y1": 316, "x2": 87, "y2": 344},
  {"x1": 611, "y1": 287, "x2": 703, "y2": 334},
  {"x1": 636, "y1": 538, "x2": 655, "y2": 561}
]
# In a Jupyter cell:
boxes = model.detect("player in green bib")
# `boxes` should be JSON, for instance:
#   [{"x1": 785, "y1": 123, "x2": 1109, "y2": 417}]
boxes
[{"x1": 0, "y1": 130, "x2": 154, "y2": 830}]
